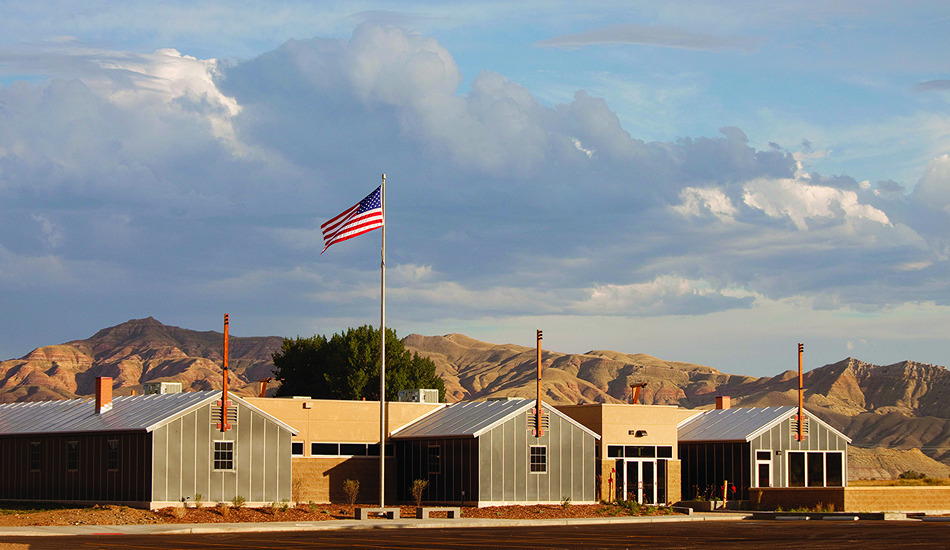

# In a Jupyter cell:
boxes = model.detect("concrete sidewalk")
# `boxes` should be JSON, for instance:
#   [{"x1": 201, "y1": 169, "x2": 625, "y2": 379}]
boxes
[{"x1": 0, "y1": 512, "x2": 749, "y2": 537}]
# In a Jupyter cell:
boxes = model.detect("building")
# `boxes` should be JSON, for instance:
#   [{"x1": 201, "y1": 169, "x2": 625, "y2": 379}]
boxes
[
  {"x1": 390, "y1": 398, "x2": 599, "y2": 506},
  {"x1": 678, "y1": 400, "x2": 851, "y2": 501},
  {"x1": 0, "y1": 378, "x2": 296, "y2": 509},
  {"x1": 245, "y1": 396, "x2": 443, "y2": 503},
  {"x1": 557, "y1": 403, "x2": 697, "y2": 504}
]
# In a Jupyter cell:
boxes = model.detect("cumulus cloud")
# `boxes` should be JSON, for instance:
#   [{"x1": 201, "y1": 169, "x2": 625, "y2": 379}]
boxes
[
  {"x1": 577, "y1": 276, "x2": 755, "y2": 316},
  {"x1": 1, "y1": 22, "x2": 949, "y2": 366},
  {"x1": 742, "y1": 177, "x2": 891, "y2": 230},
  {"x1": 674, "y1": 187, "x2": 738, "y2": 221}
]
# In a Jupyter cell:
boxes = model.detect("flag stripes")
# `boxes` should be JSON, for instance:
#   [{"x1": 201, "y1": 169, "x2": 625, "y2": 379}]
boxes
[{"x1": 321, "y1": 186, "x2": 383, "y2": 253}]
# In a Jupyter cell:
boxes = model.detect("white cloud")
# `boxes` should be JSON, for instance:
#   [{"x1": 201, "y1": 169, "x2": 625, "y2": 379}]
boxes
[
  {"x1": 674, "y1": 187, "x2": 738, "y2": 221},
  {"x1": 576, "y1": 275, "x2": 755, "y2": 316},
  {"x1": 742, "y1": 177, "x2": 891, "y2": 230},
  {"x1": 31, "y1": 214, "x2": 64, "y2": 249}
]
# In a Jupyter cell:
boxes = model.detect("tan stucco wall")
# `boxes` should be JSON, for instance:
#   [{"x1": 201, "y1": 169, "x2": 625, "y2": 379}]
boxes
[
  {"x1": 557, "y1": 404, "x2": 683, "y2": 458},
  {"x1": 245, "y1": 397, "x2": 442, "y2": 450}
]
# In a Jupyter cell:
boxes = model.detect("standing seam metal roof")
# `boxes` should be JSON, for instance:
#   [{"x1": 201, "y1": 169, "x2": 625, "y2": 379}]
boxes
[
  {"x1": 677, "y1": 406, "x2": 851, "y2": 443},
  {"x1": 391, "y1": 399, "x2": 599, "y2": 440},
  {"x1": 0, "y1": 391, "x2": 297, "y2": 436}
]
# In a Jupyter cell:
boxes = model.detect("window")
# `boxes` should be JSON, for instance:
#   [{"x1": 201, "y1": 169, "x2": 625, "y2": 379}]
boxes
[
  {"x1": 807, "y1": 452, "x2": 825, "y2": 487},
  {"x1": 213, "y1": 441, "x2": 235, "y2": 471},
  {"x1": 657, "y1": 446, "x2": 673, "y2": 458},
  {"x1": 788, "y1": 451, "x2": 844, "y2": 487},
  {"x1": 310, "y1": 442, "x2": 395, "y2": 457},
  {"x1": 341, "y1": 443, "x2": 368, "y2": 456},
  {"x1": 826, "y1": 453, "x2": 843, "y2": 487},
  {"x1": 428, "y1": 445, "x2": 441, "y2": 474},
  {"x1": 756, "y1": 450, "x2": 772, "y2": 461},
  {"x1": 29, "y1": 442, "x2": 41, "y2": 471},
  {"x1": 67, "y1": 441, "x2": 79, "y2": 471},
  {"x1": 607, "y1": 445, "x2": 623, "y2": 458},
  {"x1": 312, "y1": 442, "x2": 339, "y2": 455},
  {"x1": 291, "y1": 442, "x2": 304, "y2": 456},
  {"x1": 107, "y1": 439, "x2": 120, "y2": 471},
  {"x1": 788, "y1": 451, "x2": 805, "y2": 487},
  {"x1": 530, "y1": 446, "x2": 547, "y2": 473}
]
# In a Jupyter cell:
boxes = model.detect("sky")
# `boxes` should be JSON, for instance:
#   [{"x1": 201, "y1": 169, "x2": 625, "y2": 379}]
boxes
[{"x1": 1, "y1": 1, "x2": 949, "y2": 378}]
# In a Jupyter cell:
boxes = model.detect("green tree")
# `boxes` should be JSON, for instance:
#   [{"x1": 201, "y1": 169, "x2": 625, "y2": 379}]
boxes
[{"x1": 272, "y1": 325, "x2": 445, "y2": 401}]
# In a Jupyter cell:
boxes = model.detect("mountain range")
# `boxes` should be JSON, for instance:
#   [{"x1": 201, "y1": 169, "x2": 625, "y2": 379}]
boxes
[{"x1": 2, "y1": 318, "x2": 949, "y2": 478}]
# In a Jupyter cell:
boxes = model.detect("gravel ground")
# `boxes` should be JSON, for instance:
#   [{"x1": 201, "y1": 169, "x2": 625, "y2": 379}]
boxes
[{"x1": 0, "y1": 502, "x2": 678, "y2": 527}]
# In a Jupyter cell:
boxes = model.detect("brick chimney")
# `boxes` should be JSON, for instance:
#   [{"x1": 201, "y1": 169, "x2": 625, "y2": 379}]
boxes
[
  {"x1": 715, "y1": 395, "x2": 731, "y2": 410},
  {"x1": 95, "y1": 377, "x2": 113, "y2": 414}
]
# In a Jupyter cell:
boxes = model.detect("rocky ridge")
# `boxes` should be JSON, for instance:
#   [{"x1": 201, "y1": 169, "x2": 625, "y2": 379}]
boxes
[{"x1": 3, "y1": 320, "x2": 950, "y2": 474}]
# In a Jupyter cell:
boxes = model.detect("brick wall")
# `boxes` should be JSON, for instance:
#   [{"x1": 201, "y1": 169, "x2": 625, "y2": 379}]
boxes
[
  {"x1": 291, "y1": 457, "x2": 396, "y2": 504},
  {"x1": 749, "y1": 486, "x2": 950, "y2": 513}
]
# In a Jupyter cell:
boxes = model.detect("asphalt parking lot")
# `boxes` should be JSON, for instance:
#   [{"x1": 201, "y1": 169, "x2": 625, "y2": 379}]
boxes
[{"x1": 1, "y1": 520, "x2": 947, "y2": 549}]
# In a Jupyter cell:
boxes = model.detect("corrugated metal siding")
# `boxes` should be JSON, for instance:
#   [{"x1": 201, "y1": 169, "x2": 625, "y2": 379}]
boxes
[
  {"x1": 151, "y1": 401, "x2": 292, "y2": 504},
  {"x1": 0, "y1": 432, "x2": 149, "y2": 502},
  {"x1": 477, "y1": 407, "x2": 595, "y2": 504}
]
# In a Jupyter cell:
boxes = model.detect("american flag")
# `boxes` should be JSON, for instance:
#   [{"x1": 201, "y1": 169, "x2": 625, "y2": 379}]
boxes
[{"x1": 321, "y1": 186, "x2": 384, "y2": 253}]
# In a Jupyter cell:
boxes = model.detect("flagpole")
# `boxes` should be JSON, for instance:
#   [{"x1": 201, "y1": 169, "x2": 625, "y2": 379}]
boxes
[{"x1": 379, "y1": 173, "x2": 387, "y2": 508}]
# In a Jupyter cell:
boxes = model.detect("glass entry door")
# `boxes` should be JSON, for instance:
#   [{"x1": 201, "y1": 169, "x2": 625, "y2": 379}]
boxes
[{"x1": 616, "y1": 459, "x2": 656, "y2": 504}]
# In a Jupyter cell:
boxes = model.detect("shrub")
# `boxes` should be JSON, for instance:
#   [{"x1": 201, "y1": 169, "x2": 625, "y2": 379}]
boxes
[
  {"x1": 292, "y1": 477, "x2": 304, "y2": 504},
  {"x1": 560, "y1": 496, "x2": 571, "y2": 508},
  {"x1": 170, "y1": 506, "x2": 187, "y2": 519},
  {"x1": 230, "y1": 495, "x2": 246, "y2": 509},
  {"x1": 899, "y1": 470, "x2": 926, "y2": 480},
  {"x1": 216, "y1": 502, "x2": 231, "y2": 519},
  {"x1": 279, "y1": 498, "x2": 291, "y2": 512},
  {"x1": 411, "y1": 479, "x2": 429, "y2": 507},
  {"x1": 343, "y1": 479, "x2": 360, "y2": 506},
  {"x1": 193, "y1": 493, "x2": 204, "y2": 507}
]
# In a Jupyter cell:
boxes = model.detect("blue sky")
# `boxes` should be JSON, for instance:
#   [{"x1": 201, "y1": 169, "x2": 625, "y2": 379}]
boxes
[{"x1": 1, "y1": 1, "x2": 949, "y2": 378}]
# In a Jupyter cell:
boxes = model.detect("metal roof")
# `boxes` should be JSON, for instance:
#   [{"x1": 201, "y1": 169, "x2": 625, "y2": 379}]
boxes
[
  {"x1": 677, "y1": 406, "x2": 851, "y2": 443},
  {"x1": 0, "y1": 391, "x2": 297, "y2": 436},
  {"x1": 391, "y1": 398, "x2": 599, "y2": 440}
]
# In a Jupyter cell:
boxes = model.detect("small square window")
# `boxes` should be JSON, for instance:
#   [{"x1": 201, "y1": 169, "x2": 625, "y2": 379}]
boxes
[
  {"x1": 291, "y1": 442, "x2": 304, "y2": 456},
  {"x1": 756, "y1": 450, "x2": 772, "y2": 461},
  {"x1": 530, "y1": 446, "x2": 547, "y2": 473},
  {"x1": 213, "y1": 441, "x2": 235, "y2": 471}
]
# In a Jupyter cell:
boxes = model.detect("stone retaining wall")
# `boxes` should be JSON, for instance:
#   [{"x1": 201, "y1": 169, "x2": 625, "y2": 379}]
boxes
[{"x1": 749, "y1": 486, "x2": 950, "y2": 513}]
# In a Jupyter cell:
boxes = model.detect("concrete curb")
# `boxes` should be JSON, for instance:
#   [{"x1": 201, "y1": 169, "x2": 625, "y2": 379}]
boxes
[{"x1": 0, "y1": 513, "x2": 749, "y2": 537}]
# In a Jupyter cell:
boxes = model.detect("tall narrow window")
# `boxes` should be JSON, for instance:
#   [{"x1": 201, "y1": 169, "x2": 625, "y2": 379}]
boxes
[
  {"x1": 67, "y1": 440, "x2": 79, "y2": 471},
  {"x1": 427, "y1": 445, "x2": 441, "y2": 474},
  {"x1": 213, "y1": 441, "x2": 235, "y2": 471},
  {"x1": 107, "y1": 439, "x2": 120, "y2": 471},
  {"x1": 530, "y1": 445, "x2": 547, "y2": 473},
  {"x1": 30, "y1": 442, "x2": 41, "y2": 471},
  {"x1": 788, "y1": 451, "x2": 805, "y2": 487}
]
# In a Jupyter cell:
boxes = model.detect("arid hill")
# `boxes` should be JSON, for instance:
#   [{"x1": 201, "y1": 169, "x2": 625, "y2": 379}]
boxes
[
  {"x1": 3, "y1": 320, "x2": 950, "y2": 474},
  {"x1": 0, "y1": 317, "x2": 282, "y2": 402}
]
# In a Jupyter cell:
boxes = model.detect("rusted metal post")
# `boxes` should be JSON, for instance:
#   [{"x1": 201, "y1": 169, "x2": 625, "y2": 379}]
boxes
[
  {"x1": 536, "y1": 329, "x2": 543, "y2": 437},
  {"x1": 219, "y1": 314, "x2": 231, "y2": 432},
  {"x1": 797, "y1": 342, "x2": 804, "y2": 441},
  {"x1": 630, "y1": 382, "x2": 647, "y2": 404}
]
